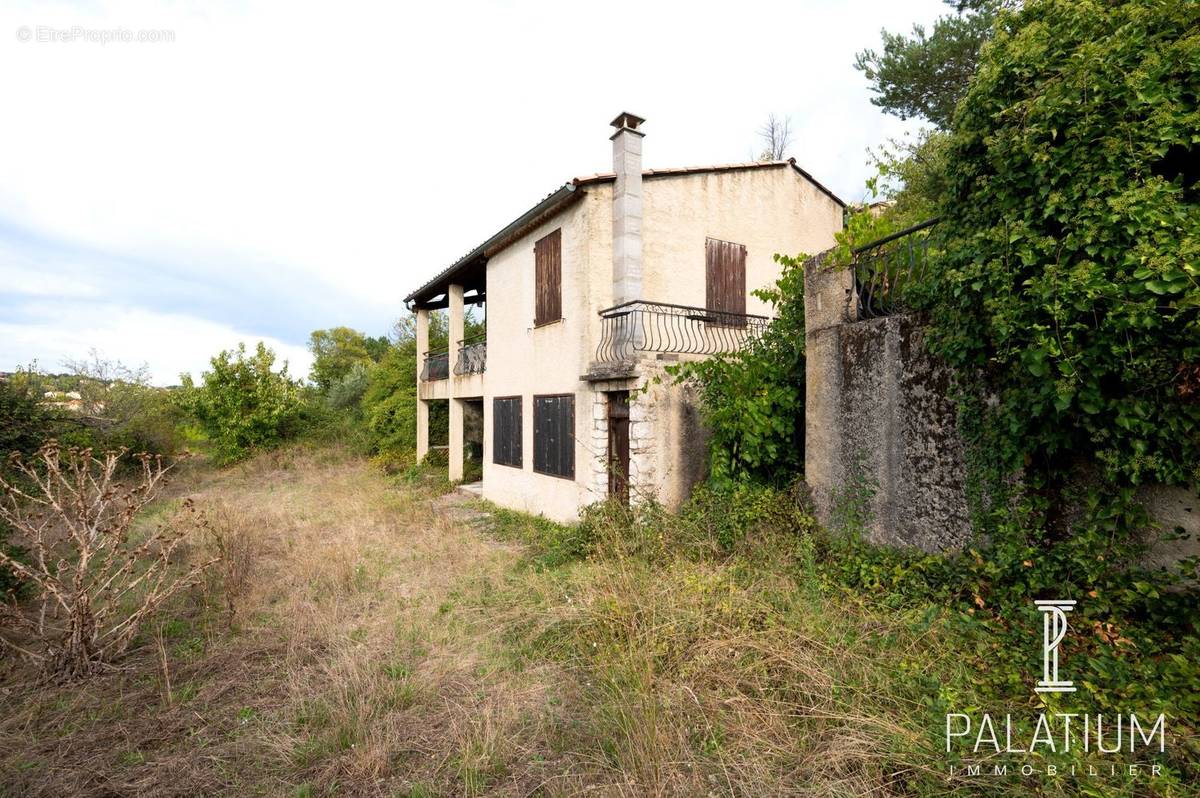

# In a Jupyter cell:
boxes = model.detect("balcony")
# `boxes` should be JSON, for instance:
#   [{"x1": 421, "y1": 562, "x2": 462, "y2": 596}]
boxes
[
  {"x1": 421, "y1": 350, "x2": 449, "y2": 381},
  {"x1": 594, "y1": 300, "x2": 771, "y2": 365},
  {"x1": 454, "y1": 333, "x2": 486, "y2": 376},
  {"x1": 851, "y1": 217, "x2": 940, "y2": 320}
]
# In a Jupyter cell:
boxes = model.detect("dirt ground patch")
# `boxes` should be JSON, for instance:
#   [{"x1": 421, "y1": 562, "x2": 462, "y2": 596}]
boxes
[{"x1": 0, "y1": 447, "x2": 582, "y2": 797}]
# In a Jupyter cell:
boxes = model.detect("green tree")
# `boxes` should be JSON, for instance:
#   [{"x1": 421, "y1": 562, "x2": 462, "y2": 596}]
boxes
[
  {"x1": 307, "y1": 327, "x2": 380, "y2": 392},
  {"x1": 63, "y1": 351, "x2": 183, "y2": 456},
  {"x1": 0, "y1": 373, "x2": 51, "y2": 596},
  {"x1": 0, "y1": 372, "x2": 54, "y2": 465},
  {"x1": 855, "y1": 1, "x2": 1011, "y2": 128},
  {"x1": 919, "y1": 0, "x2": 1200, "y2": 493},
  {"x1": 180, "y1": 342, "x2": 304, "y2": 464},
  {"x1": 361, "y1": 314, "x2": 426, "y2": 467},
  {"x1": 362, "y1": 342, "x2": 419, "y2": 464},
  {"x1": 866, "y1": 129, "x2": 953, "y2": 222}
]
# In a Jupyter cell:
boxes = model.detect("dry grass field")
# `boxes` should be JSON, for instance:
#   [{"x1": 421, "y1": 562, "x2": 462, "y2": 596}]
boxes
[{"x1": 0, "y1": 446, "x2": 947, "y2": 797}]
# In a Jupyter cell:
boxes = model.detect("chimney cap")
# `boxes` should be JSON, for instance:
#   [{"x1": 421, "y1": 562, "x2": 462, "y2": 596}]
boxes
[{"x1": 610, "y1": 111, "x2": 646, "y2": 131}]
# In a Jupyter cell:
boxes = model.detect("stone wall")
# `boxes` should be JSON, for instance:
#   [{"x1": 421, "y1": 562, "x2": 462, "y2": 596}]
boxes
[
  {"x1": 804, "y1": 252, "x2": 1199, "y2": 559},
  {"x1": 806, "y1": 287, "x2": 973, "y2": 550},
  {"x1": 585, "y1": 361, "x2": 709, "y2": 512}
]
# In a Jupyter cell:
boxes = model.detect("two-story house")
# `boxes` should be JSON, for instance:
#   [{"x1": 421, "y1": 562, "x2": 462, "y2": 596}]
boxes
[{"x1": 405, "y1": 113, "x2": 844, "y2": 522}]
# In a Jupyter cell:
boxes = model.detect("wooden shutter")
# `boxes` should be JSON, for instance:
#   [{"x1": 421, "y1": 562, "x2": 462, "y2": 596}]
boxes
[
  {"x1": 705, "y1": 238, "x2": 747, "y2": 324},
  {"x1": 492, "y1": 397, "x2": 522, "y2": 468},
  {"x1": 533, "y1": 394, "x2": 575, "y2": 478},
  {"x1": 534, "y1": 229, "x2": 562, "y2": 326}
]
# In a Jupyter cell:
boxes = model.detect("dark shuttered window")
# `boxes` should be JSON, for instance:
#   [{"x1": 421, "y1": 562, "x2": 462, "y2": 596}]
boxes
[
  {"x1": 534, "y1": 228, "x2": 562, "y2": 326},
  {"x1": 492, "y1": 396, "x2": 522, "y2": 468},
  {"x1": 533, "y1": 394, "x2": 575, "y2": 479},
  {"x1": 705, "y1": 237, "x2": 747, "y2": 326}
]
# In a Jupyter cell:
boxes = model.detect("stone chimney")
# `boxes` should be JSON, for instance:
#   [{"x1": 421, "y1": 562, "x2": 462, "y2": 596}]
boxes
[{"x1": 610, "y1": 112, "x2": 645, "y2": 306}]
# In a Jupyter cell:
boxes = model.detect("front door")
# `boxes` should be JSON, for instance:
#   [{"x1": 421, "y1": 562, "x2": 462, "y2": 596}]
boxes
[{"x1": 606, "y1": 391, "x2": 630, "y2": 505}]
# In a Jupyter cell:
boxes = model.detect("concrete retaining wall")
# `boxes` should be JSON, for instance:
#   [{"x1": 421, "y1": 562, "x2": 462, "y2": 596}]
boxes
[
  {"x1": 803, "y1": 252, "x2": 1199, "y2": 558},
  {"x1": 805, "y1": 276, "x2": 972, "y2": 551}
]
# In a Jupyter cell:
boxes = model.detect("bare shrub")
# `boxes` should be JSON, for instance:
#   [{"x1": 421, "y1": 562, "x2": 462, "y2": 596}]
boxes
[
  {"x1": 198, "y1": 502, "x2": 257, "y2": 627},
  {"x1": 0, "y1": 441, "x2": 217, "y2": 681}
]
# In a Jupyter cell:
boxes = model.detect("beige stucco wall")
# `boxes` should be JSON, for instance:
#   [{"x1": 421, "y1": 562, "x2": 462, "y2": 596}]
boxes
[
  {"x1": 641, "y1": 167, "x2": 843, "y2": 316},
  {"x1": 453, "y1": 165, "x2": 842, "y2": 523},
  {"x1": 479, "y1": 197, "x2": 603, "y2": 522}
]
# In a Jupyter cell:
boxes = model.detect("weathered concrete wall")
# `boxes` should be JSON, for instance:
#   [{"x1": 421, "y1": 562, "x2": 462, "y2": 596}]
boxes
[
  {"x1": 1141, "y1": 485, "x2": 1200, "y2": 570},
  {"x1": 636, "y1": 360, "x2": 711, "y2": 510},
  {"x1": 804, "y1": 252, "x2": 1200, "y2": 558},
  {"x1": 585, "y1": 362, "x2": 710, "y2": 513},
  {"x1": 807, "y1": 312, "x2": 973, "y2": 550},
  {"x1": 805, "y1": 252, "x2": 973, "y2": 550}
]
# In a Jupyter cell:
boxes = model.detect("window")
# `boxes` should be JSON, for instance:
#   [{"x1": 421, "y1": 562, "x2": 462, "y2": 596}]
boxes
[
  {"x1": 705, "y1": 237, "x2": 747, "y2": 325},
  {"x1": 533, "y1": 394, "x2": 574, "y2": 479},
  {"x1": 534, "y1": 228, "x2": 562, "y2": 326},
  {"x1": 492, "y1": 396, "x2": 522, "y2": 468}
]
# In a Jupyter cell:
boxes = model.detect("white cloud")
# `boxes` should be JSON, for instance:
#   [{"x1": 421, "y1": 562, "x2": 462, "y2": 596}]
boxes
[
  {"x1": 0, "y1": 0, "x2": 945, "y2": 381},
  {"x1": 0, "y1": 301, "x2": 313, "y2": 385}
]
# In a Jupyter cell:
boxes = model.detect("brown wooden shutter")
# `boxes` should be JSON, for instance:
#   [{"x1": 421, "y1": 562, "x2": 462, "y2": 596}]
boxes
[
  {"x1": 705, "y1": 238, "x2": 747, "y2": 323},
  {"x1": 533, "y1": 394, "x2": 574, "y2": 478},
  {"x1": 534, "y1": 229, "x2": 562, "y2": 326},
  {"x1": 492, "y1": 397, "x2": 522, "y2": 468}
]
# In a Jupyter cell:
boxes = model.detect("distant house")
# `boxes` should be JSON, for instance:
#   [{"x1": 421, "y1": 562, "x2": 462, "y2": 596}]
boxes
[
  {"x1": 43, "y1": 390, "x2": 87, "y2": 413},
  {"x1": 404, "y1": 113, "x2": 844, "y2": 522}
]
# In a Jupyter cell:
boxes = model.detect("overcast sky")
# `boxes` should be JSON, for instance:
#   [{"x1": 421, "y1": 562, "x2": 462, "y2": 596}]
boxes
[{"x1": 0, "y1": 0, "x2": 944, "y2": 384}]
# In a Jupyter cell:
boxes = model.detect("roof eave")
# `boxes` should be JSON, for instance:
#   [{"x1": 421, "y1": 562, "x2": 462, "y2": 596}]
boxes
[
  {"x1": 571, "y1": 159, "x2": 845, "y2": 208},
  {"x1": 404, "y1": 183, "x2": 581, "y2": 307}
]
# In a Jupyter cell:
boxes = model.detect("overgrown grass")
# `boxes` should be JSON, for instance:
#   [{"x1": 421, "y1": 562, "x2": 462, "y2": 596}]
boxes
[
  {"x1": 474, "y1": 483, "x2": 1198, "y2": 796},
  {"x1": 473, "y1": 491, "x2": 943, "y2": 795},
  {"x1": 1, "y1": 446, "x2": 1193, "y2": 796}
]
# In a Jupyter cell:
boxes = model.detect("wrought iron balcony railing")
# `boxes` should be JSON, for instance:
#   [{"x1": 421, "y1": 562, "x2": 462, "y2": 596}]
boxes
[
  {"x1": 595, "y1": 300, "x2": 771, "y2": 365},
  {"x1": 453, "y1": 333, "x2": 486, "y2": 376},
  {"x1": 851, "y1": 217, "x2": 941, "y2": 320},
  {"x1": 421, "y1": 349, "x2": 449, "y2": 381}
]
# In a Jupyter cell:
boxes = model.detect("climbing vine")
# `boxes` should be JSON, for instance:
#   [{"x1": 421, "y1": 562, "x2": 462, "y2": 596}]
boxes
[{"x1": 913, "y1": 0, "x2": 1200, "y2": 507}]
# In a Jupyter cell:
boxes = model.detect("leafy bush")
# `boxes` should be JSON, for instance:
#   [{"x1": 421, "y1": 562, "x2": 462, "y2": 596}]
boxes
[
  {"x1": 0, "y1": 373, "x2": 55, "y2": 461},
  {"x1": 681, "y1": 481, "x2": 813, "y2": 552},
  {"x1": 918, "y1": 0, "x2": 1200, "y2": 495},
  {"x1": 61, "y1": 353, "x2": 185, "y2": 456},
  {"x1": 0, "y1": 374, "x2": 58, "y2": 597},
  {"x1": 307, "y1": 327, "x2": 387, "y2": 393},
  {"x1": 669, "y1": 254, "x2": 808, "y2": 484},
  {"x1": 180, "y1": 342, "x2": 305, "y2": 464},
  {"x1": 322, "y1": 361, "x2": 371, "y2": 414},
  {"x1": 361, "y1": 342, "x2": 418, "y2": 468}
]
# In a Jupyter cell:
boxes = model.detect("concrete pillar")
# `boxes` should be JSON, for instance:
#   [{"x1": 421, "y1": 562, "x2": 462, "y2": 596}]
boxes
[
  {"x1": 448, "y1": 284, "x2": 465, "y2": 481},
  {"x1": 449, "y1": 399, "x2": 464, "y2": 481},
  {"x1": 610, "y1": 112, "x2": 645, "y2": 306},
  {"x1": 416, "y1": 400, "x2": 430, "y2": 463},
  {"x1": 803, "y1": 253, "x2": 854, "y2": 525},
  {"x1": 416, "y1": 307, "x2": 430, "y2": 374},
  {"x1": 448, "y1": 284, "x2": 464, "y2": 370},
  {"x1": 415, "y1": 308, "x2": 430, "y2": 462}
]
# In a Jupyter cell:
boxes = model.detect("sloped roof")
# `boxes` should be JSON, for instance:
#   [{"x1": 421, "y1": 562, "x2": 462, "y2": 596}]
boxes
[
  {"x1": 404, "y1": 159, "x2": 844, "y2": 308},
  {"x1": 571, "y1": 158, "x2": 844, "y2": 207}
]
